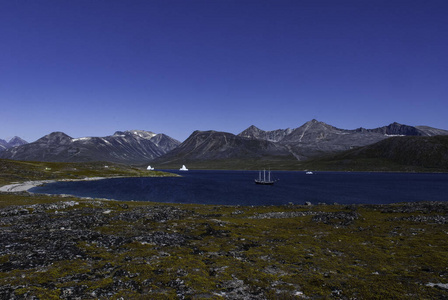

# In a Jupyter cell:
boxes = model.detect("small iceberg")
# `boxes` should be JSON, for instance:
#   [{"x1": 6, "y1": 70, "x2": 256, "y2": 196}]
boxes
[
  {"x1": 147, "y1": 165, "x2": 155, "y2": 170},
  {"x1": 179, "y1": 165, "x2": 188, "y2": 171},
  {"x1": 306, "y1": 171, "x2": 313, "y2": 175}
]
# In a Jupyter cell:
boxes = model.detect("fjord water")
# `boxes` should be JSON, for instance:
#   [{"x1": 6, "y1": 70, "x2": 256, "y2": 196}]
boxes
[{"x1": 30, "y1": 170, "x2": 448, "y2": 205}]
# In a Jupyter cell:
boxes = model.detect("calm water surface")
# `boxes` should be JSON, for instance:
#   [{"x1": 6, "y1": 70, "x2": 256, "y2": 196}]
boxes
[{"x1": 30, "y1": 170, "x2": 448, "y2": 206}]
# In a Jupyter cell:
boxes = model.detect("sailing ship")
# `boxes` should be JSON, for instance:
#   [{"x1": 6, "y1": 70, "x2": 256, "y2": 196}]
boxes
[{"x1": 255, "y1": 169, "x2": 277, "y2": 185}]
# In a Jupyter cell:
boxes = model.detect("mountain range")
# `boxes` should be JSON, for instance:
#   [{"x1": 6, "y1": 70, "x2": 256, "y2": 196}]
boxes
[
  {"x1": 1, "y1": 120, "x2": 448, "y2": 169},
  {"x1": 150, "y1": 120, "x2": 448, "y2": 169},
  {"x1": 0, "y1": 130, "x2": 180, "y2": 164},
  {"x1": 0, "y1": 137, "x2": 28, "y2": 152},
  {"x1": 238, "y1": 119, "x2": 448, "y2": 160},
  {"x1": 149, "y1": 130, "x2": 297, "y2": 169}
]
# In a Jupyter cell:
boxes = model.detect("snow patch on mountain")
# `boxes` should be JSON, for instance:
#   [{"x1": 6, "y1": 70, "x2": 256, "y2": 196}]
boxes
[{"x1": 72, "y1": 137, "x2": 92, "y2": 142}]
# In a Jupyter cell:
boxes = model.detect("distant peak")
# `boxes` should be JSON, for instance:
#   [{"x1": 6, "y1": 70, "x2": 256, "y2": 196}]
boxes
[
  {"x1": 45, "y1": 131, "x2": 72, "y2": 138},
  {"x1": 37, "y1": 131, "x2": 73, "y2": 144},
  {"x1": 238, "y1": 125, "x2": 264, "y2": 138},
  {"x1": 244, "y1": 125, "x2": 264, "y2": 133},
  {"x1": 8, "y1": 136, "x2": 27, "y2": 143},
  {"x1": 188, "y1": 130, "x2": 233, "y2": 140},
  {"x1": 189, "y1": 130, "x2": 210, "y2": 137},
  {"x1": 304, "y1": 119, "x2": 322, "y2": 125},
  {"x1": 304, "y1": 119, "x2": 326, "y2": 126}
]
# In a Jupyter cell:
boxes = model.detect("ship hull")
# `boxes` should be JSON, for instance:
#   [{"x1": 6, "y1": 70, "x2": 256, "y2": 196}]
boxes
[{"x1": 254, "y1": 180, "x2": 275, "y2": 185}]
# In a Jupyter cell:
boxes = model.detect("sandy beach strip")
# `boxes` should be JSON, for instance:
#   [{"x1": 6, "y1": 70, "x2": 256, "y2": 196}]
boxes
[
  {"x1": 0, "y1": 181, "x2": 55, "y2": 192},
  {"x1": 0, "y1": 177, "x2": 108, "y2": 193}
]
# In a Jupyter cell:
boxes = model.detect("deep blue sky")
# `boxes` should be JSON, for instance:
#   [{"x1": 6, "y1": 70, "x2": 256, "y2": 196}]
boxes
[{"x1": 2, "y1": 0, "x2": 447, "y2": 142}]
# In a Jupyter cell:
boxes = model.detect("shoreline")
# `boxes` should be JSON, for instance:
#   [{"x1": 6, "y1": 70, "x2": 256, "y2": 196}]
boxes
[{"x1": 0, "y1": 177, "x2": 108, "y2": 193}]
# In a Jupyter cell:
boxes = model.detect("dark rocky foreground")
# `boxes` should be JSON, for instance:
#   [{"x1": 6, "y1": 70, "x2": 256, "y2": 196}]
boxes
[{"x1": 1, "y1": 193, "x2": 448, "y2": 299}]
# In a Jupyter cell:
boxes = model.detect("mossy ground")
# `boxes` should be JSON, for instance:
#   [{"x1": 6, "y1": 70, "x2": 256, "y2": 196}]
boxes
[{"x1": 0, "y1": 192, "x2": 447, "y2": 299}]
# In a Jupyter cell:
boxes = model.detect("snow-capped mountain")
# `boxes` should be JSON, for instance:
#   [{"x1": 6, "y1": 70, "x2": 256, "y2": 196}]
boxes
[{"x1": 0, "y1": 130, "x2": 180, "y2": 164}]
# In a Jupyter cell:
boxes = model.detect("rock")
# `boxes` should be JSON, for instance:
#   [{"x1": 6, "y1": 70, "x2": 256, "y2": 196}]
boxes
[{"x1": 426, "y1": 283, "x2": 448, "y2": 290}]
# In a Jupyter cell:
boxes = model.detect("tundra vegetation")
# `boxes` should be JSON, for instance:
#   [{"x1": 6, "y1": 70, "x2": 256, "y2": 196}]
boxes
[
  {"x1": 0, "y1": 159, "x2": 173, "y2": 187},
  {"x1": 0, "y1": 159, "x2": 447, "y2": 299}
]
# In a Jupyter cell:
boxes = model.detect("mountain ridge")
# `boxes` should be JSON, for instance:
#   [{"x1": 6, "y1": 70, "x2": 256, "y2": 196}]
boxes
[
  {"x1": 149, "y1": 130, "x2": 297, "y2": 169},
  {"x1": 237, "y1": 120, "x2": 448, "y2": 160},
  {"x1": 239, "y1": 120, "x2": 448, "y2": 142},
  {"x1": 149, "y1": 120, "x2": 448, "y2": 170},
  {"x1": 0, "y1": 130, "x2": 180, "y2": 164},
  {"x1": 0, "y1": 136, "x2": 28, "y2": 152},
  {"x1": 2, "y1": 120, "x2": 447, "y2": 167}
]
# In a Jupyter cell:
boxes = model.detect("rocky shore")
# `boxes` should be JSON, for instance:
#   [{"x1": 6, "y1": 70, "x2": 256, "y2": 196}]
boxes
[{"x1": 1, "y1": 192, "x2": 448, "y2": 299}]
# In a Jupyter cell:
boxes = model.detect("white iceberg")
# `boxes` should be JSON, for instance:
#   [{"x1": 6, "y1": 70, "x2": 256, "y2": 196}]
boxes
[
  {"x1": 147, "y1": 165, "x2": 155, "y2": 170},
  {"x1": 179, "y1": 165, "x2": 188, "y2": 171}
]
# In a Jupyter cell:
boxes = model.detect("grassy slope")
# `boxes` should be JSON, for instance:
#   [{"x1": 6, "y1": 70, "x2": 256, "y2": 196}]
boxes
[
  {"x1": 0, "y1": 159, "x2": 174, "y2": 186},
  {"x1": 298, "y1": 135, "x2": 448, "y2": 172},
  {"x1": 152, "y1": 156, "x2": 299, "y2": 171}
]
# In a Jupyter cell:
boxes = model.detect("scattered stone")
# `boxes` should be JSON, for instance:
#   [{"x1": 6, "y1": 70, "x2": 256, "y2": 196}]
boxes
[
  {"x1": 311, "y1": 211, "x2": 360, "y2": 226},
  {"x1": 1, "y1": 200, "x2": 447, "y2": 298},
  {"x1": 136, "y1": 231, "x2": 187, "y2": 246},
  {"x1": 377, "y1": 201, "x2": 448, "y2": 214},
  {"x1": 426, "y1": 283, "x2": 448, "y2": 290},
  {"x1": 388, "y1": 214, "x2": 448, "y2": 224},
  {"x1": 250, "y1": 211, "x2": 317, "y2": 219}
]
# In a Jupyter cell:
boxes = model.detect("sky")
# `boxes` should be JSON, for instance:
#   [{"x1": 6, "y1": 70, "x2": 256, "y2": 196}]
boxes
[{"x1": 1, "y1": 0, "x2": 447, "y2": 143}]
